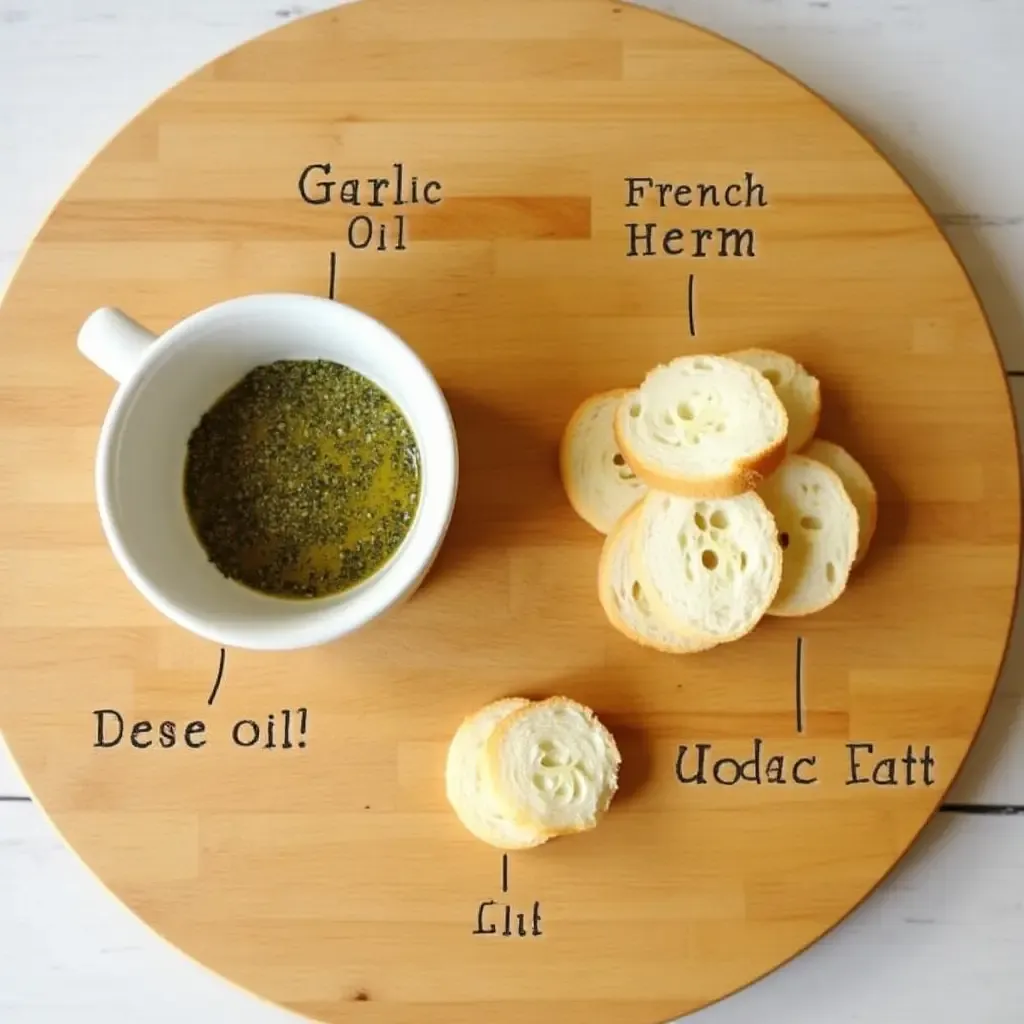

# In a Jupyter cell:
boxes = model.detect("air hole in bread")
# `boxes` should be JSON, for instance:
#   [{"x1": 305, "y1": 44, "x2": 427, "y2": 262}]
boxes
[
  {"x1": 763, "y1": 369, "x2": 782, "y2": 386},
  {"x1": 629, "y1": 403, "x2": 641, "y2": 418},
  {"x1": 701, "y1": 550, "x2": 719, "y2": 570},
  {"x1": 801, "y1": 515, "x2": 823, "y2": 530},
  {"x1": 618, "y1": 469, "x2": 637, "y2": 481},
  {"x1": 779, "y1": 531, "x2": 790, "y2": 549},
  {"x1": 694, "y1": 512, "x2": 707, "y2": 531},
  {"x1": 631, "y1": 580, "x2": 642, "y2": 601},
  {"x1": 538, "y1": 740, "x2": 568, "y2": 768},
  {"x1": 677, "y1": 402, "x2": 694, "y2": 421},
  {"x1": 740, "y1": 551, "x2": 748, "y2": 571},
  {"x1": 612, "y1": 453, "x2": 626, "y2": 466},
  {"x1": 693, "y1": 358, "x2": 712, "y2": 371},
  {"x1": 710, "y1": 509, "x2": 729, "y2": 529},
  {"x1": 826, "y1": 561, "x2": 836, "y2": 583},
  {"x1": 662, "y1": 411, "x2": 674, "y2": 426}
]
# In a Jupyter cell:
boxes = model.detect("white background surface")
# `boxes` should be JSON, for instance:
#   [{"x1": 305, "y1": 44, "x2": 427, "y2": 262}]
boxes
[{"x1": 2, "y1": 0, "x2": 1023, "y2": 1021}]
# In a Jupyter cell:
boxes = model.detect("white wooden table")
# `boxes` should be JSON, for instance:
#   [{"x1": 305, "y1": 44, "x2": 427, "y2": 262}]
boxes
[{"x1": 1, "y1": 1, "x2": 1022, "y2": 1021}]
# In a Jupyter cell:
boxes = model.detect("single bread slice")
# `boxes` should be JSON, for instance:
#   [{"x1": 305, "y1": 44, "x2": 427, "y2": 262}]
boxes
[
  {"x1": 445, "y1": 697, "x2": 549, "y2": 850},
  {"x1": 730, "y1": 348, "x2": 821, "y2": 452},
  {"x1": 484, "y1": 697, "x2": 621, "y2": 837},
  {"x1": 758, "y1": 454, "x2": 859, "y2": 617},
  {"x1": 614, "y1": 354, "x2": 789, "y2": 498},
  {"x1": 598, "y1": 505, "x2": 719, "y2": 654},
  {"x1": 803, "y1": 439, "x2": 877, "y2": 567},
  {"x1": 632, "y1": 490, "x2": 783, "y2": 643},
  {"x1": 560, "y1": 389, "x2": 648, "y2": 533}
]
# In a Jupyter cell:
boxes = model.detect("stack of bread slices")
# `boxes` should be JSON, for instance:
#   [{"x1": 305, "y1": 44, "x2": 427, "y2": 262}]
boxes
[
  {"x1": 445, "y1": 696, "x2": 621, "y2": 850},
  {"x1": 560, "y1": 349, "x2": 877, "y2": 653}
]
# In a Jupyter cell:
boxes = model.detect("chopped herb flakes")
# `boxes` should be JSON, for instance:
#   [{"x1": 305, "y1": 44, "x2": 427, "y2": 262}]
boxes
[{"x1": 184, "y1": 359, "x2": 421, "y2": 599}]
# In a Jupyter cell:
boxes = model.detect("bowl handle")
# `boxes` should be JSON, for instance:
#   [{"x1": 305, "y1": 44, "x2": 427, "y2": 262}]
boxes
[{"x1": 78, "y1": 307, "x2": 156, "y2": 384}]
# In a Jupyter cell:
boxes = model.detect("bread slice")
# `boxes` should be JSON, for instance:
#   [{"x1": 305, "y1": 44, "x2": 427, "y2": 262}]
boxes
[
  {"x1": 730, "y1": 348, "x2": 821, "y2": 452},
  {"x1": 613, "y1": 355, "x2": 789, "y2": 498},
  {"x1": 632, "y1": 490, "x2": 783, "y2": 643},
  {"x1": 598, "y1": 505, "x2": 719, "y2": 654},
  {"x1": 445, "y1": 697, "x2": 549, "y2": 850},
  {"x1": 758, "y1": 454, "x2": 859, "y2": 617},
  {"x1": 483, "y1": 697, "x2": 621, "y2": 837},
  {"x1": 560, "y1": 389, "x2": 648, "y2": 533},
  {"x1": 803, "y1": 439, "x2": 877, "y2": 567}
]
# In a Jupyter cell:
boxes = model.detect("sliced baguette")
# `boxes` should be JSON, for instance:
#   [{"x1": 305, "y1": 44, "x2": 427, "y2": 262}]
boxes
[
  {"x1": 445, "y1": 697, "x2": 549, "y2": 850},
  {"x1": 731, "y1": 348, "x2": 821, "y2": 452},
  {"x1": 632, "y1": 489, "x2": 783, "y2": 643},
  {"x1": 614, "y1": 355, "x2": 789, "y2": 498},
  {"x1": 560, "y1": 388, "x2": 648, "y2": 533},
  {"x1": 803, "y1": 438, "x2": 877, "y2": 567},
  {"x1": 758, "y1": 454, "x2": 859, "y2": 617},
  {"x1": 483, "y1": 697, "x2": 621, "y2": 837},
  {"x1": 598, "y1": 505, "x2": 719, "y2": 654}
]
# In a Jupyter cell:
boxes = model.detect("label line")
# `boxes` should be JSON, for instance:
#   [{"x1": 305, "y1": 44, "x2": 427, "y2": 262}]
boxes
[
  {"x1": 207, "y1": 648, "x2": 227, "y2": 707},
  {"x1": 795, "y1": 636, "x2": 805, "y2": 734}
]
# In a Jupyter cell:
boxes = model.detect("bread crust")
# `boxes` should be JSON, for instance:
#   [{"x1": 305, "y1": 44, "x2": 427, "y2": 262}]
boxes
[
  {"x1": 559, "y1": 387, "x2": 644, "y2": 532},
  {"x1": 615, "y1": 422, "x2": 789, "y2": 499},
  {"x1": 597, "y1": 505, "x2": 719, "y2": 653},
  {"x1": 857, "y1": 493, "x2": 879, "y2": 567}
]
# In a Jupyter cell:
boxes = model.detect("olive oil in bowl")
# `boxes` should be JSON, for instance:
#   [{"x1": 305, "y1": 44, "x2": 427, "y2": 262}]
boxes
[{"x1": 183, "y1": 358, "x2": 421, "y2": 599}]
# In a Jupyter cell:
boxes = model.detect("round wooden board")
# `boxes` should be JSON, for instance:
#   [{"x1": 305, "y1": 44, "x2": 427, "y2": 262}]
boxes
[{"x1": 0, "y1": 0, "x2": 1019, "y2": 1021}]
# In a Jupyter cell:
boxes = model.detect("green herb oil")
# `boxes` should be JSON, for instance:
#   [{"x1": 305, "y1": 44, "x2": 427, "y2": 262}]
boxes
[{"x1": 183, "y1": 359, "x2": 421, "y2": 599}]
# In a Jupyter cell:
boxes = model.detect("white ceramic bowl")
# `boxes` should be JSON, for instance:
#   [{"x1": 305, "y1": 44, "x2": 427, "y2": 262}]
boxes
[{"x1": 78, "y1": 293, "x2": 458, "y2": 651}]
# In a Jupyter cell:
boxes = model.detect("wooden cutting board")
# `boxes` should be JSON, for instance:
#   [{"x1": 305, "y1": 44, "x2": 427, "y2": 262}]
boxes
[{"x1": 0, "y1": 0, "x2": 1018, "y2": 1021}]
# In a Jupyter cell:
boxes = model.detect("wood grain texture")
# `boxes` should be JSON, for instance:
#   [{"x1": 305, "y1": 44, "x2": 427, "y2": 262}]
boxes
[
  {"x1": 5, "y1": 801, "x2": 1024, "y2": 1024},
  {"x1": 0, "y1": 1, "x2": 1019, "y2": 1023}
]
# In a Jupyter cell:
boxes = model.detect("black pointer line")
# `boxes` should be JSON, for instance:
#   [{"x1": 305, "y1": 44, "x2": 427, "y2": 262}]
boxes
[
  {"x1": 328, "y1": 250, "x2": 337, "y2": 300},
  {"x1": 207, "y1": 648, "x2": 227, "y2": 707},
  {"x1": 501, "y1": 853, "x2": 509, "y2": 894},
  {"x1": 795, "y1": 636, "x2": 805, "y2": 734},
  {"x1": 687, "y1": 273, "x2": 696, "y2": 337}
]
